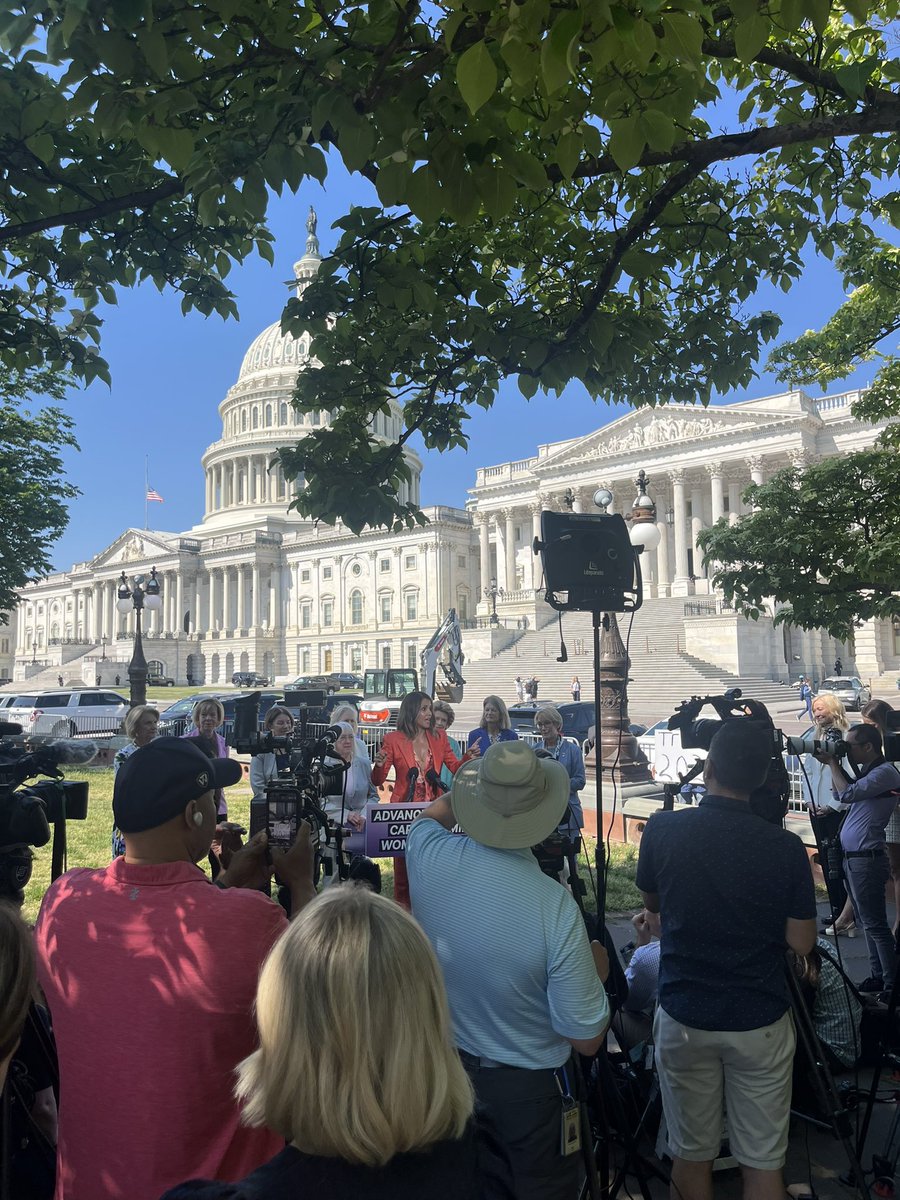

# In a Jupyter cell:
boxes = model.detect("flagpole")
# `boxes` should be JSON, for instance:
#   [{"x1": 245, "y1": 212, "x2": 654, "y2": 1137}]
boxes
[{"x1": 144, "y1": 456, "x2": 149, "y2": 530}]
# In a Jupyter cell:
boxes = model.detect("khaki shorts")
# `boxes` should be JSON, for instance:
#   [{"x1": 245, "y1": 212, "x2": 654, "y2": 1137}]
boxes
[{"x1": 654, "y1": 1007, "x2": 795, "y2": 1170}]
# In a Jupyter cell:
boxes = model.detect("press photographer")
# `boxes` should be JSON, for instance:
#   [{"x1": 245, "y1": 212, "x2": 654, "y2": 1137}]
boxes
[
  {"x1": 33, "y1": 736, "x2": 315, "y2": 1200},
  {"x1": 815, "y1": 724, "x2": 900, "y2": 997},
  {"x1": 668, "y1": 691, "x2": 791, "y2": 825}
]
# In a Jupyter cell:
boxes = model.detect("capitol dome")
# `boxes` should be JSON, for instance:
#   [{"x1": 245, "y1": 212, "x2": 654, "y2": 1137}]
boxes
[
  {"x1": 199, "y1": 207, "x2": 422, "y2": 531},
  {"x1": 237, "y1": 320, "x2": 312, "y2": 382}
]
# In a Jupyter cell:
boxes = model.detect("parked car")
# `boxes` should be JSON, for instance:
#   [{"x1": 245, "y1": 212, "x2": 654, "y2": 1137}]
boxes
[
  {"x1": 4, "y1": 689, "x2": 130, "y2": 737},
  {"x1": 817, "y1": 676, "x2": 871, "y2": 711},
  {"x1": 508, "y1": 700, "x2": 597, "y2": 744},
  {"x1": 231, "y1": 671, "x2": 269, "y2": 687},
  {"x1": 289, "y1": 675, "x2": 328, "y2": 690},
  {"x1": 147, "y1": 670, "x2": 176, "y2": 687},
  {"x1": 157, "y1": 691, "x2": 284, "y2": 736},
  {"x1": 323, "y1": 672, "x2": 364, "y2": 693}
]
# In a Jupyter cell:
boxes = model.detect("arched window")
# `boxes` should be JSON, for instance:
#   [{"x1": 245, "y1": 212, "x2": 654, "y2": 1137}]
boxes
[
  {"x1": 350, "y1": 590, "x2": 363, "y2": 625},
  {"x1": 280, "y1": 402, "x2": 288, "y2": 425},
  {"x1": 265, "y1": 404, "x2": 272, "y2": 427},
  {"x1": 252, "y1": 408, "x2": 259, "y2": 429},
  {"x1": 241, "y1": 410, "x2": 248, "y2": 432}
]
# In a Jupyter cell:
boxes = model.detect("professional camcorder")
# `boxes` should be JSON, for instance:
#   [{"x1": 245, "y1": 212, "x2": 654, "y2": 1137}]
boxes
[
  {"x1": 0, "y1": 724, "x2": 93, "y2": 894},
  {"x1": 667, "y1": 690, "x2": 793, "y2": 825}
]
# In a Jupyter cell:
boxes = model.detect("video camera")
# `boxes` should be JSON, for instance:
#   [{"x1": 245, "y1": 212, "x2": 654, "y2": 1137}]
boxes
[
  {"x1": 667, "y1": 690, "x2": 796, "y2": 825},
  {"x1": 0, "y1": 722, "x2": 93, "y2": 893},
  {"x1": 228, "y1": 691, "x2": 348, "y2": 849},
  {"x1": 668, "y1": 689, "x2": 850, "y2": 760}
]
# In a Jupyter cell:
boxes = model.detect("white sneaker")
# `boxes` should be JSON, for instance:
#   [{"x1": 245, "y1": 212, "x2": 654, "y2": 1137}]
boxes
[{"x1": 824, "y1": 922, "x2": 858, "y2": 937}]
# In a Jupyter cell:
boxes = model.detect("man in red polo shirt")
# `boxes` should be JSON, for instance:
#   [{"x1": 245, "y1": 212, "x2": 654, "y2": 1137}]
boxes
[{"x1": 34, "y1": 737, "x2": 315, "y2": 1200}]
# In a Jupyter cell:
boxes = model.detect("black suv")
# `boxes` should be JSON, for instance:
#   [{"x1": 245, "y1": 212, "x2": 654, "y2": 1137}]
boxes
[
  {"x1": 232, "y1": 671, "x2": 270, "y2": 687},
  {"x1": 508, "y1": 700, "x2": 596, "y2": 743}
]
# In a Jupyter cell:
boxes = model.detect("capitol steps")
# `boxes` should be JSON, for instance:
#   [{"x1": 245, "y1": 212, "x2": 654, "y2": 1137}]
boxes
[{"x1": 455, "y1": 597, "x2": 794, "y2": 727}]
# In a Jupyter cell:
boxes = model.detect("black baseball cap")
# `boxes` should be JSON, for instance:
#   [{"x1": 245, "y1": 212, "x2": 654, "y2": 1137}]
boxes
[{"x1": 113, "y1": 737, "x2": 243, "y2": 834}]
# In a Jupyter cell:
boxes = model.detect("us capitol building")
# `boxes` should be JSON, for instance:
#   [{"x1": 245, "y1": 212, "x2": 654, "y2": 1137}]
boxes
[{"x1": 8, "y1": 217, "x2": 899, "y2": 688}]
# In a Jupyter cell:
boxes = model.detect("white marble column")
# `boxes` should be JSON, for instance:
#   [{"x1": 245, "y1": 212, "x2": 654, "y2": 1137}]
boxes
[
  {"x1": 194, "y1": 575, "x2": 203, "y2": 635},
  {"x1": 492, "y1": 515, "x2": 505, "y2": 590},
  {"x1": 222, "y1": 568, "x2": 232, "y2": 633},
  {"x1": 272, "y1": 564, "x2": 282, "y2": 632},
  {"x1": 236, "y1": 566, "x2": 246, "y2": 631},
  {"x1": 690, "y1": 483, "x2": 706, "y2": 580},
  {"x1": 504, "y1": 510, "x2": 516, "y2": 592},
  {"x1": 709, "y1": 466, "x2": 725, "y2": 525},
  {"x1": 727, "y1": 476, "x2": 742, "y2": 526},
  {"x1": 175, "y1": 572, "x2": 184, "y2": 636},
  {"x1": 749, "y1": 456, "x2": 765, "y2": 487},
  {"x1": 670, "y1": 471, "x2": 690, "y2": 592},
  {"x1": 529, "y1": 502, "x2": 542, "y2": 589},
  {"x1": 246, "y1": 456, "x2": 253, "y2": 503},
  {"x1": 210, "y1": 569, "x2": 220, "y2": 633},
  {"x1": 251, "y1": 564, "x2": 261, "y2": 628},
  {"x1": 656, "y1": 521, "x2": 670, "y2": 592},
  {"x1": 475, "y1": 514, "x2": 490, "y2": 596}
]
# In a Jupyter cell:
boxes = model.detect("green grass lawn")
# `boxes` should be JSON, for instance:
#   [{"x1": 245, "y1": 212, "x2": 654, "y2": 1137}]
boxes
[{"x1": 22, "y1": 767, "x2": 641, "y2": 923}]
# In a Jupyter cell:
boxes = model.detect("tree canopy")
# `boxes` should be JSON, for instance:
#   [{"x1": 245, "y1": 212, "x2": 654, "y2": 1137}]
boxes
[
  {"x1": 0, "y1": 367, "x2": 79, "y2": 617},
  {"x1": 3, "y1": 0, "x2": 900, "y2": 528}
]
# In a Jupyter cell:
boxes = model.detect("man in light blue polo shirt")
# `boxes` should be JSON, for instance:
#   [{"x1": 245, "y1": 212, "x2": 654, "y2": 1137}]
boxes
[{"x1": 406, "y1": 740, "x2": 609, "y2": 1200}]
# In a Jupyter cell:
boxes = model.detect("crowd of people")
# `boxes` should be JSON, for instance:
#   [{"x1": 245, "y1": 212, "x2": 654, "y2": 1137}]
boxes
[{"x1": 2, "y1": 680, "x2": 897, "y2": 1200}]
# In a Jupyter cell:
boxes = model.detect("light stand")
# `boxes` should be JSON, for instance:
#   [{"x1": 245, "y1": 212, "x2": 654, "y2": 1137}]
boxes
[{"x1": 116, "y1": 567, "x2": 163, "y2": 708}]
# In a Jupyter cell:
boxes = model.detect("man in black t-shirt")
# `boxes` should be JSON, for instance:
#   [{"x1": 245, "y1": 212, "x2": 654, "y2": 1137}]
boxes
[{"x1": 636, "y1": 721, "x2": 817, "y2": 1200}]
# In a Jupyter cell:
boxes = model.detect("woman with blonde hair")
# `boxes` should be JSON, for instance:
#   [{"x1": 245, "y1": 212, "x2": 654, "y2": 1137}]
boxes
[
  {"x1": 467, "y1": 694, "x2": 518, "y2": 757},
  {"x1": 111, "y1": 704, "x2": 159, "y2": 856},
  {"x1": 181, "y1": 698, "x2": 230, "y2": 820},
  {"x1": 162, "y1": 887, "x2": 511, "y2": 1199},
  {"x1": 801, "y1": 692, "x2": 854, "y2": 935}
]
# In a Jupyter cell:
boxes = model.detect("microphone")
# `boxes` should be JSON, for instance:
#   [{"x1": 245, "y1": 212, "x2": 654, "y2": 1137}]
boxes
[{"x1": 406, "y1": 766, "x2": 420, "y2": 803}]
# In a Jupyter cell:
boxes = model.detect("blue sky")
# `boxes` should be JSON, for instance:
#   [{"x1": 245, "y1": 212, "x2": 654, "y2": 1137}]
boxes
[{"x1": 45, "y1": 161, "x2": 873, "y2": 572}]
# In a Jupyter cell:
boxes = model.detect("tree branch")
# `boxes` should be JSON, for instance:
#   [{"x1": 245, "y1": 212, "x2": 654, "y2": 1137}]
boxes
[{"x1": 0, "y1": 177, "x2": 184, "y2": 245}]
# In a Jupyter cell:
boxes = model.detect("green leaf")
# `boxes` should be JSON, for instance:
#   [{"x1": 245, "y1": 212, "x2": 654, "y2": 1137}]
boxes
[
  {"x1": 472, "y1": 163, "x2": 517, "y2": 220},
  {"x1": 155, "y1": 127, "x2": 195, "y2": 172},
  {"x1": 541, "y1": 9, "x2": 582, "y2": 94},
  {"x1": 608, "y1": 116, "x2": 645, "y2": 172},
  {"x1": 734, "y1": 13, "x2": 771, "y2": 62},
  {"x1": 406, "y1": 165, "x2": 445, "y2": 223},
  {"x1": 443, "y1": 10, "x2": 467, "y2": 50},
  {"x1": 834, "y1": 57, "x2": 877, "y2": 98},
  {"x1": 639, "y1": 109, "x2": 676, "y2": 152},
  {"x1": 25, "y1": 133, "x2": 55, "y2": 164},
  {"x1": 780, "y1": 0, "x2": 804, "y2": 29},
  {"x1": 456, "y1": 40, "x2": 498, "y2": 115},
  {"x1": 660, "y1": 14, "x2": 703, "y2": 67},
  {"x1": 518, "y1": 373, "x2": 539, "y2": 399},
  {"x1": 498, "y1": 147, "x2": 548, "y2": 190},
  {"x1": 555, "y1": 130, "x2": 582, "y2": 179},
  {"x1": 138, "y1": 29, "x2": 168, "y2": 76},
  {"x1": 801, "y1": 0, "x2": 831, "y2": 34}
]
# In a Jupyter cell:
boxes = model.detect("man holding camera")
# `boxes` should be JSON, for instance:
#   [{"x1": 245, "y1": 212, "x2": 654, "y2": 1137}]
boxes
[
  {"x1": 34, "y1": 737, "x2": 316, "y2": 1200},
  {"x1": 636, "y1": 720, "x2": 817, "y2": 1200},
  {"x1": 816, "y1": 723, "x2": 900, "y2": 995},
  {"x1": 406, "y1": 740, "x2": 609, "y2": 1200}
]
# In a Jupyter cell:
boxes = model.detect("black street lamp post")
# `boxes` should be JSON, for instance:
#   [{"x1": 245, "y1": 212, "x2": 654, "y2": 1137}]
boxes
[
  {"x1": 117, "y1": 567, "x2": 163, "y2": 708},
  {"x1": 31, "y1": 640, "x2": 37, "y2": 665},
  {"x1": 484, "y1": 577, "x2": 500, "y2": 626}
]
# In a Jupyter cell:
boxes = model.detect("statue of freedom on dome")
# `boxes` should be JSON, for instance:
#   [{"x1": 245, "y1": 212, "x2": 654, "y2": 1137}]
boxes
[{"x1": 305, "y1": 206, "x2": 319, "y2": 257}]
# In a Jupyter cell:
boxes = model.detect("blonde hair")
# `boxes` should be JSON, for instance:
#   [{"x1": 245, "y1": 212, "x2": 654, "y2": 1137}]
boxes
[
  {"x1": 263, "y1": 705, "x2": 294, "y2": 731},
  {"x1": 192, "y1": 697, "x2": 225, "y2": 727},
  {"x1": 236, "y1": 887, "x2": 473, "y2": 1165},
  {"x1": 535, "y1": 705, "x2": 563, "y2": 730},
  {"x1": 432, "y1": 700, "x2": 456, "y2": 727},
  {"x1": 480, "y1": 694, "x2": 511, "y2": 731},
  {"x1": 811, "y1": 692, "x2": 849, "y2": 732},
  {"x1": 0, "y1": 902, "x2": 35, "y2": 1063},
  {"x1": 123, "y1": 704, "x2": 158, "y2": 740}
]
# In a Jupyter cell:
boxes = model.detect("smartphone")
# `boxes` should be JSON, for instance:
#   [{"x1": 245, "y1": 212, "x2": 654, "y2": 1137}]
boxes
[{"x1": 266, "y1": 796, "x2": 299, "y2": 851}]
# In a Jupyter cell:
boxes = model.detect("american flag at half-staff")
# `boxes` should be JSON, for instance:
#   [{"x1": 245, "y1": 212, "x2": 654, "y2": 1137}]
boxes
[{"x1": 144, "y1": 457, "x2": 164, "y2": 528}]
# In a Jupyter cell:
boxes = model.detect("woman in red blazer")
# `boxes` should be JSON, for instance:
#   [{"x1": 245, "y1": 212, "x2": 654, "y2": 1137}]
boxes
[{"x1": 372, "y1": 690, "x2": 479, "y2": 907}]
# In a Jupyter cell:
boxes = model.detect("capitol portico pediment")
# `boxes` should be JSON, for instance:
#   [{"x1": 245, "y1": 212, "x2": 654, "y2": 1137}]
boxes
[
  {"x1": 539, "y1": 405, "x2": 799, "y2": 469},
  {"x1": 91, "y1": 529, "x2": 175, "y2": 569}
]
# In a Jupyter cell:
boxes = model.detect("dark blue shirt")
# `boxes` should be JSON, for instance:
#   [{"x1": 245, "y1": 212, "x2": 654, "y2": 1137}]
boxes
[
  {"x1": 635, "y1": 795, "x2": 816, "y2": 1031},
  {"x1": 835, "y1": 759, "x2": 900, "y2": 852}
]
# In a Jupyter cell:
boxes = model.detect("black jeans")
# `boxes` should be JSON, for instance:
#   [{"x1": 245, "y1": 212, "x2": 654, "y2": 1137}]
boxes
[
  {"x1": 845, "y1": 850, "x2": 897, "y2": 986},
  {"x1": 460, "y1": 1051, "x2": 582, "y2": 1200}
]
